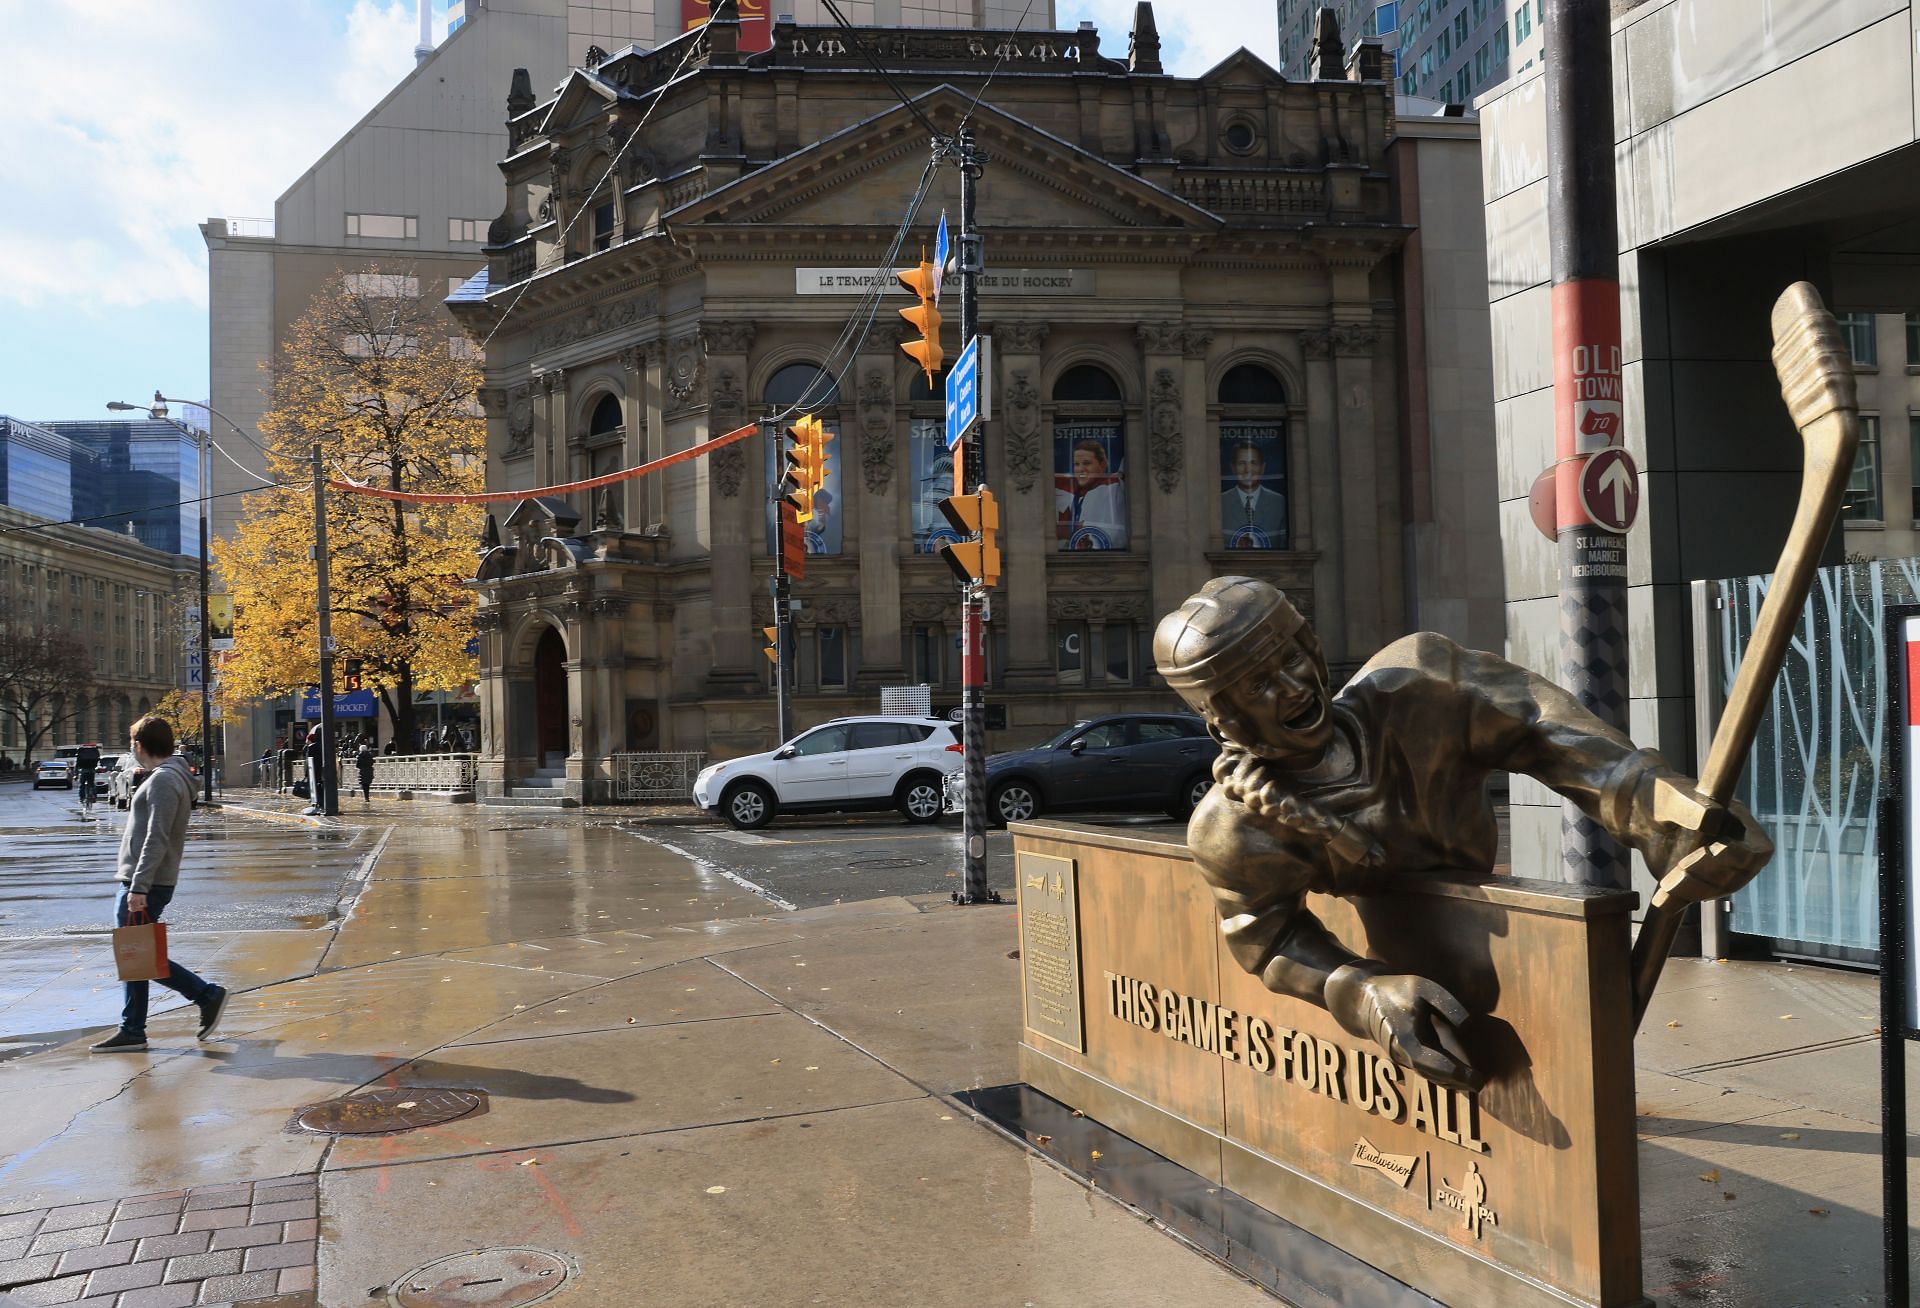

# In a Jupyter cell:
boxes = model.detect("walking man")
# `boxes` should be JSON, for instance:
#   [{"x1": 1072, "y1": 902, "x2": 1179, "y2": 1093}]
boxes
[
  {"x1": 355, "y1": 738, "x2": 375, "y2": 803},
  {"x1": 92, "y1": 715, "x2": 227, "y2": 1053}
]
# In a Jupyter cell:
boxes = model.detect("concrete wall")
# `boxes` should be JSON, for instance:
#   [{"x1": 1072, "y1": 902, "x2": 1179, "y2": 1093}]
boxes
[
  {"x1": 1392, "y1": 114, "x2": 1503, "y2": 652},
  {"x1": 1479, "y1": 0, "x2": 1920, "y2": 884}
]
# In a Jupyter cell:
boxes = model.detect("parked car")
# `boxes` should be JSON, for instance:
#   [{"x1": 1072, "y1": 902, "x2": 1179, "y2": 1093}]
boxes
[
  {"x1": 948, "y1": 713, "x2": 1220, "y2": 826},
  {"x1": 693, "y1": 716, "x2": 962, "y2": 830},
  {"x1": 33, "y1": 758, "x2": 74, "y2": 790}
]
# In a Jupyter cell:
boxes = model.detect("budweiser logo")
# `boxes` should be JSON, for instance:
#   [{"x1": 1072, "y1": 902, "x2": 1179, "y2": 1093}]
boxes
[{"x1": 1350, "y1": 1137, "x2": 1418, "y2": 1188}]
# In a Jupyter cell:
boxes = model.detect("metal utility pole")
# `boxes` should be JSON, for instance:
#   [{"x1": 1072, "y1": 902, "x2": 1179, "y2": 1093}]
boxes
[
  {"x1": 954, "y1": 127, "x2": 996, "y2": 906},
  {"x1": 196, "y1": 420, "x2": 215, "y2": 805},
  {"x1": 311, "y1": 444, "x2": 340, "y2": 817},
  {"x1": 1545, "y1": 0, "x2": 1630, "y2": 889}
]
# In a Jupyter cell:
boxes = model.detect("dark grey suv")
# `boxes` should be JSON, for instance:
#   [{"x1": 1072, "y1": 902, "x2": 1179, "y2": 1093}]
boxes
[{"x1": 952, "y1": 713, "x2": 1220, "y2": 826}]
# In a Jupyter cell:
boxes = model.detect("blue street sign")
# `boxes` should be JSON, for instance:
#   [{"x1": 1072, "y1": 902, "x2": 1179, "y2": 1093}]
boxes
[
  {"x1": 945, "y1": 335, "x2": 991, "y2": 449},
  {"x1": 300, "y1": 688, "x2": 378, "y2": 720},
  {"x1": 933, "y1": 212, "x2": 950, "y2": 303}
]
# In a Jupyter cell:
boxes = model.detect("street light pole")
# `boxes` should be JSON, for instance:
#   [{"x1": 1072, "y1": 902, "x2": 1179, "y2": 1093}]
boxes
[
  {"x1": 107, "y1": 392, "x2": 216, "y2": 804},
  {"x1": 312, "y1": 443, "x2": 340, "y2": 817}
]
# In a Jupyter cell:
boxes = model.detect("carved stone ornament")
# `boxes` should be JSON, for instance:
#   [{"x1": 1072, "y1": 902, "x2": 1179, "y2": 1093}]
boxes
[
  {"x1": 1051, "y1": 594, "x2": 1147, "y2": 621},
  {"x1": 902, "y1": 594, "x2": 956, "y2": 623},
  {"x1": 709, "y1": 367, "x2": 746, "y2": 431},
  {"x1": 592, "y1": 486, "x2": 623, "y2": 531},
  {"x1": 1136, "y1": 321, "x2": 1183, "y2": 354},
  {"x1": 711, "y1": 443, "x2": 747, "y2": 499},
  {"x1": 1332, "y1": 322, "x2": 1379, "y2": 355},
  {"x1": 505, "y1": 385, "x2": 536, "y2": 459},
  {"x1": 477, "y1": 387, "x2": 508, "y2": 418},
  {"x1": 666, "y1": 335, "x2": 705, "y2": 411},
  {"x1": 858, "y1": 370, "x2": 894, "y2": 493},
  {"x1": 1001, "y1": 321, "x2": 1051, "y2": 354},
  {"x1": 1182, "y1": 327, "x2": 1215, "y2": 360},
  {"x1": 1300, "y1": 328, "x2": 1333, "y2": 360},
  {"x1": 1003, "y1": 369, "x2": 1042, "y2": 492},
  {"x1": 703, "y1": 320, "x2": 757, "y2": 355},
  {"x1": 547, "y1": 147, "x2": 572, "y2": 203},
  {"x1": 533, "y1": 293, "x2": 661, "y2": 354},
  {"x1": 1148, "y1": 368, "x2": 1183, "y2": 495}
]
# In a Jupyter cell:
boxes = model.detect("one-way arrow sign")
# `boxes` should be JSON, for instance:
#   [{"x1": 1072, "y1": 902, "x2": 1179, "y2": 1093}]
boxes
[{"x1": 1578, "y1": 447, "x2": 1640, "y2": 533}]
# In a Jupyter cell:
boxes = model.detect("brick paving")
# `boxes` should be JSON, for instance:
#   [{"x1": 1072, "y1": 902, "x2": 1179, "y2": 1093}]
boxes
[{"x1": 0, "y1": 1177, "x2": 318, "y2": 1306}]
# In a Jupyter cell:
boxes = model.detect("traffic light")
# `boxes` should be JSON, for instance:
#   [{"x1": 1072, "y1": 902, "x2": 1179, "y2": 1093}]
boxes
[
  {"x1": 342, "y1": 659, "x2": 363, "y2": 691},
  {"x1": 762, "y1": 625, "x2": 780, "y2": 665},
  {"x1": 780, "y1": 416, "x2": 817, "y2": 521},
  {"x1": 897, "y1": 259, "x2": 944, "y2": 385},
  {"x1": 937, "y1": 488, "x2": 1001, "y2": 588},
  {"x1": 777, "y1": 502, "x2": 806, "y2": 581}
]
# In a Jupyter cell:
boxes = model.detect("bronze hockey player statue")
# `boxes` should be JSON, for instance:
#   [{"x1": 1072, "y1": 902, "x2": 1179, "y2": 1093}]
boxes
[{"x1": 1153, "y1": 577, "x2": 1773, "y2": 1094}]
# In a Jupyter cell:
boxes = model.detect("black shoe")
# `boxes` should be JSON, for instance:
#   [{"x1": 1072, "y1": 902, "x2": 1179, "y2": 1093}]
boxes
[
  {"x1": 91, "y1": 1030, "x2": 148, "y2": 1053},
  {"x1": 197, "y1": 986, "x2": 229, "y2": 1041}
]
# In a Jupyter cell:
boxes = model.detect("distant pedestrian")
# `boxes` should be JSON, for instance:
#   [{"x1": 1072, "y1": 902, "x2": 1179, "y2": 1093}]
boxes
[
  {"x1": 276, "y1": 745, "x2": 294, "y2": 795},
  {"x1": 92, "y1": 715, "x2": 226, "y2": 1053},
  {"x1": 356, "y1": 740, "x2": 375, "y2": 802},
  {"x1": 304, "y1": 726, "x2": 329, "y2": 814}
]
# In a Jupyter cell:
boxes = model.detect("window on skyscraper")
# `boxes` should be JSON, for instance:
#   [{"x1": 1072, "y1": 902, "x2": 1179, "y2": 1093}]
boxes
[
  {"x1": 1470, "y1": 0, "x2": 1485, "y2": 24},
  {"x1": 1475, "y1": 42, "x2": 1490, "y2": 81},
  {"x1": 1454, "y1": 11, "x2": 1467, "y2": 43},
  {"x1": 1437, "y1": 29, "x2": 1450, "y2": 59},
  {"x1": 1494, "y1": 21, "x2": 1509, "y2": 62},
  {"x1": 1515, "y1": 2, "x2": 1532, "y2": 41}
]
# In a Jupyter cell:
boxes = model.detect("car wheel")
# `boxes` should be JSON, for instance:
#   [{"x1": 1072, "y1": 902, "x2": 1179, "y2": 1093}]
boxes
[
  {"x1": 1170, "y1": 772, "x2": 1213, "y2": 820},
  {"x1": 722, "y1": 780, "x2": 776, "y2": 831},
  {"x1": 990, "y1": 779, "x2": 1041, "y2": 826},
  {"x1": 896, "y1": 774, "x2": 945, "y2": 825}
]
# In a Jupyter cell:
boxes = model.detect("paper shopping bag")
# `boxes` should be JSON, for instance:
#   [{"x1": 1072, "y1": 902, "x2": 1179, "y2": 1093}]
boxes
[{"x1": 112, "y1": 917, "x2": 170, "y2": 982}]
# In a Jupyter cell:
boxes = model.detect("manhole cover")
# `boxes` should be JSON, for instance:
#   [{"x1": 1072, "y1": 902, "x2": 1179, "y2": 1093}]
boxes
[
  {"x1": 847, "y1": 857, "x2": 927, "y2": 870},
  {"x1": 393, "y1": 1247, "x2": 573, "y2": 1307},
  {"x1": 293, "y1": 1087, "x2": 485, "y2": 1136}
]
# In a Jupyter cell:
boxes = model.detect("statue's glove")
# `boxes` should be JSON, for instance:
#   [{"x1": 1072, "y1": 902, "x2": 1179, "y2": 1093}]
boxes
[
  {"x1": 1324, "y1": 962, "x2": 1483, "y2": 1093},
  {"x1": 1639, "y1": 775, "x2": 1774, "y2": 906}
]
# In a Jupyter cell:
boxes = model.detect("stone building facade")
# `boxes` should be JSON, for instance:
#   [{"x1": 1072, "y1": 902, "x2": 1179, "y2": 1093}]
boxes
[
  {"x1": 0, "y1": 505, "x2": 194, "y2": 758},
  {"x1": 452, "y1": 7, "x2": 1423, "y2": 801}
]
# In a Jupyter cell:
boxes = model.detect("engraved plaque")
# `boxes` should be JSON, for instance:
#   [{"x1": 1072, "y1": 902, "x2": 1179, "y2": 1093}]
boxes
[{"x1": 1018, "y1": 852, "x2": 1083, "y2": 1052}]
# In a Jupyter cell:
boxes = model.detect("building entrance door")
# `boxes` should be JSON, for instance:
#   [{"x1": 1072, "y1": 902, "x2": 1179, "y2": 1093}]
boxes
[{"x1": 534, "y1": 627, "x2": 568, "y2": 762}]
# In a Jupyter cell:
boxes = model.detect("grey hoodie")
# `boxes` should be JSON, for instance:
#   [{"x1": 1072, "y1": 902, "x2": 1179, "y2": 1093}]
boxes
[{"x1": 116, "y1": 755, "x2": 196, "y2": 893}]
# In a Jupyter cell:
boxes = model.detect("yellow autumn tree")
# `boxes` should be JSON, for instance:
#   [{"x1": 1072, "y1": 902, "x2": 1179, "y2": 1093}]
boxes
[
  {"x1": 212, "y1": 267, "x2": 484, "y2": 748},
  {"x1": 151, "y1": 688, "x2": 235, "y2": 753}
]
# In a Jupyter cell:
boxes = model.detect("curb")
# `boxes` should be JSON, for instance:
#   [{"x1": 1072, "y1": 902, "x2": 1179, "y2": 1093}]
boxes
[{"x1": 218, "y1": 801, "x2": 335, "y2": 830}]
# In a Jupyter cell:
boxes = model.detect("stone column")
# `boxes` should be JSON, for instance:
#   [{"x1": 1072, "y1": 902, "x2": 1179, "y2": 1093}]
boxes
[
  {"x1": 700, "y1": 322, "x2": 758, "y2": 691},
  {"x1": 586, "y1": 595, "x2": 629, "y2": 797},
  {"x1": 537, "y1": 368, "x2": 568, "y2": 492},
  {"x1": 621, "y1": 345, "x2": 651, "y2": 530},
  {"x1": 1137, "y1": 321, "x2": 1190, "y2": 626},
  {"x1": 1301, "y1": 329, "x2": 1346, "y2": 659},
  {"x1": 1332, "y1": 321, "x2": 1383, "y2": 659},
  {"x1": 473, "y1": 607, "x2": 506, "y2": 791},
  {"x1": 997, "y1": 322, "x2": 1052, "y2": 687},
  {"x1": 853, "y1": 354, "x2": 905, "y2": 684},
  {"x1": 1181, "y1": 328, "x2": 1215, "y2": 601}
]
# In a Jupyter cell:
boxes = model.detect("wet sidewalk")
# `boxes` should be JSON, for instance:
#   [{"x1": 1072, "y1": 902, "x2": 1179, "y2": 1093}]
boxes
[{"x1": 0, "y1": 808, "x2": 1911, "y2": 1306}]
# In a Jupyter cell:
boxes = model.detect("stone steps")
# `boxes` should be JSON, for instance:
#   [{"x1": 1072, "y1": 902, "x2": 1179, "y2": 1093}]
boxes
[{"x1": 479, "y1": 793, "x2": 581, "y2": 808}]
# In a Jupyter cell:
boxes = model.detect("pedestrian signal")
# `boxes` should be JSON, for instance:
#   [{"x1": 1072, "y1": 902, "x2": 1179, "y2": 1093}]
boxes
[
  {"x1": 342, "y1": 659, "x2": 363, "y2": 691},
  {"x1": 762, "y1": 625, "x2": 780, "y2": 665},
  {"x1": 897, "y1": 259, "x2": 944, "y2": 385},
  {"x1": 937, "y1": 489, "x2": 1001, "y2": 588}
]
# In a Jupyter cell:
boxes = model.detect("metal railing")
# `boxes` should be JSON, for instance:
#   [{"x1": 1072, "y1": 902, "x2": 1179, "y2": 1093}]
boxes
[
  {"x1": 222, "y1": 216, "x2": 275, "y2": 238},
  {"x1": 367, "y1": 753, "x2": 478, "y2": 794},
  {"x1": 609, "y1": 752, "x2": 704, "y2": 802}
]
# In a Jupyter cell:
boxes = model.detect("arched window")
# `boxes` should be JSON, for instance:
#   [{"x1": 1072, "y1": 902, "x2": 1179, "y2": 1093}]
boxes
[
  {"x1": 1052, "y1": 365, "x2": 1128, "y2": 552},
  {"x1": 762, "y1": 363, "x2": 842, "y2": 557},
  {"x1": 1217, "y1": 363, "x2": 1290, "y2": 550},
  {"x1": 908, "y1": 368, "x2": 950, "y2": 554},
  {"x1": 588, "y1": 393, "x2": 622, "y2": 438}
]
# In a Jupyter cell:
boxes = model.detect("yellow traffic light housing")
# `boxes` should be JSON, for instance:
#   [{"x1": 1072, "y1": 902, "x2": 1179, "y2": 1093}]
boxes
[
  {"x1": 897, "y1": 260, "x2": 944, "y2": 385},
  {"x1": 783, "y1": 415, "x2": 818, "y2": 521},
  {"x1": 937, "y1": 488, "x2": 1001, "y2": 588}
]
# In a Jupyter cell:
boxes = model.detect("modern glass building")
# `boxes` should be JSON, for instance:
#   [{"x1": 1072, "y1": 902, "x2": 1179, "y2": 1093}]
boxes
[
  {"x1": 37, "y1": 420, "x2": 202, "y2": 558},
  {"x1": 0, "y1": 417, "x2": 79, "y2": 522}
]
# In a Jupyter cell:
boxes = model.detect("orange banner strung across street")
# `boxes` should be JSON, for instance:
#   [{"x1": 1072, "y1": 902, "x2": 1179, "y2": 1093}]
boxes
[{"x1": 325, "y1": 423, "x2": 758, "y2": 505}]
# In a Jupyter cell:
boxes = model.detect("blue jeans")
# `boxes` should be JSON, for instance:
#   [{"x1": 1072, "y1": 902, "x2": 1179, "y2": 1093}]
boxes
[{"x1": 116, "y1": 884, "x2": 213, "y2": 1038}]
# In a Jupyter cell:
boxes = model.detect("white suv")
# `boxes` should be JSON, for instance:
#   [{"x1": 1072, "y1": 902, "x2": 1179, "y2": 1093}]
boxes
[{"x1": 693, "y1": 717, "x2": 961, "y2": 830}]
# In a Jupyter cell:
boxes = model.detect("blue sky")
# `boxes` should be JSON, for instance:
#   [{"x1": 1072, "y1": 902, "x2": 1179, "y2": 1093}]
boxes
[{"x1": 0, "y1": 1, "x2": 1276, "y2": 424}]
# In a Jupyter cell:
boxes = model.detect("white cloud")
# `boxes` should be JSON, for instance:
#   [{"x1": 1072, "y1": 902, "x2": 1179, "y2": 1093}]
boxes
[
  {"x1": 0, "y1": 0, "x2": 433, "y2": 312},
  {"x1": 1060, "y1": 0, "x2": 1280, "y2": 77}
]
